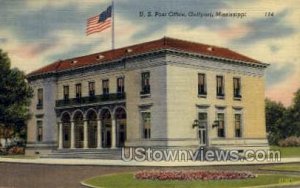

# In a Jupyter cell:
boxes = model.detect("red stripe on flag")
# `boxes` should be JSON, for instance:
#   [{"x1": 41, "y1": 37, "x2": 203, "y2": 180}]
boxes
[
  {"x1": 87, "y1": 20, "x2": 111, "y2": 31},
  {"x1": 86, "y1": 16, "x2": 112, "y2": 35},
  {"x1": 86, "y1": 23, "x2": 111, "y2": 35},
  {"x1": 86, "y1": 20, "x2": 111, "y2": 32}
]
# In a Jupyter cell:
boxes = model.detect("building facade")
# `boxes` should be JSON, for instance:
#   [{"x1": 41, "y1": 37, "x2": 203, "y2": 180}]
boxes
[{"x1": 26, "y1": 37, "x2": 269, "y2": 155}]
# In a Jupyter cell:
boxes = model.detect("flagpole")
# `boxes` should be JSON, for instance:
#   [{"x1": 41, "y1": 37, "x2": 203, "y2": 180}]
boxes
[{"x1": 111, "y1": 0, "x2": 115, "y2": 50}]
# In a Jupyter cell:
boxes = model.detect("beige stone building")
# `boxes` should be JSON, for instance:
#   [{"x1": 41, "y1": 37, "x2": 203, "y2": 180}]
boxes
[{"x1": 26, "y1": 37, "x2": 269, "y2": 156}]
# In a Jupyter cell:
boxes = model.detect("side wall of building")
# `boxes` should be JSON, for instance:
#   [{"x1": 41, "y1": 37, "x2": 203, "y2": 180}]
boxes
[
  {"x1": 166, "y1": 54, "x2": 268, "y2": 150},
  {"x1": 125, "y1": 57, "x2": 168, "y2": 147},
  {"x1": 26, "y1": 77, "x2": 57, "y2": 155}
]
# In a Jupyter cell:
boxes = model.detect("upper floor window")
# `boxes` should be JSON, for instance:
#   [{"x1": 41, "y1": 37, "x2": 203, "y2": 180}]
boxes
[
  {"x1": 75, "y1": 83, "x2": 82, "y2": 99},
  {"x1": 36, "y1": 120, "x2": 43, "y2": 142},
  {"x1": 141, "y1": 72, "x2": 150, "y2": 95},
  {"x1": 102, "y1": 79, "x2": 109, "y2": 95},
  {"x1": 233, "y1": 77, "x2": 241, "y2": 99},
  {"x1": 217, "y1": 113, "x2": 225, "y2": 138},
  {"x1": 235, "y1": 114, "x2": 242, "y2": 137},
  {"x1": 37, "y1": 88, "x2": 43, "y2": 109},
  {"x1": 141, "y1": 111, "x2": 151, "y2": 139},
  {"x1": 117, "y1": 77, "x2": 125, "y2": 94},
  {"x1": 89, "y1": 82, "x2": 95, "y2": 97},
  {"x1": 216, "y1": 76, "x2": 225, "y2": 98},
  {"x1": 198, "y1": 73, "x2": 207, "y2": 96},
  {"x1": 63, "y1": 85, "x2": 69, "y2": 101}
]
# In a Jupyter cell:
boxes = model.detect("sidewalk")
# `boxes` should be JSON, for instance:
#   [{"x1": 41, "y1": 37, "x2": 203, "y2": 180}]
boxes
[{"x1": 1, "y1": 157, "x2": 300, "y2": 166}]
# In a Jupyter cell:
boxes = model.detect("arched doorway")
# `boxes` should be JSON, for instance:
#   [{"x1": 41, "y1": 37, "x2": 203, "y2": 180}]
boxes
[
  {"x1": 115, "y1": 107, "x2": 127, "y2": 147},
  {"x1": 61, "y1": 112, "x2": 71, "y2": 148},
  {"x1": 87, "y1": 110, "x2": 97, "y2": 148},
  {"x1": 73, "y1": 111, "x2": 84, "y2": 148},
  {"x1": 100, "y1": 109, "x2": 111, "y2": 148}
]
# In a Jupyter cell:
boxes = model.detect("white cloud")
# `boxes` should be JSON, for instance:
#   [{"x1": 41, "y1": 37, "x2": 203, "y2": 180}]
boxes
[
  {"x1": 25, "y1": 0, "x2": 108, "y2": 10},
  {"x1": 165, "y1": 24, "x2": 229, "y2": 47}
]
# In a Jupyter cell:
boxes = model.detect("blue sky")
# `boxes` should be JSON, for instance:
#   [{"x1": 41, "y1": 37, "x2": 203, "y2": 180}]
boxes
[{"x1": 0, "y1": 0, "x2": 299, "y2": 105}]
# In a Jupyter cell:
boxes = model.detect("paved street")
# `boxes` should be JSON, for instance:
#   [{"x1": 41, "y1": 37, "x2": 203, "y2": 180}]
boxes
[{"x1": 0, "y1": 162, "x2": 300, "y2": 188}]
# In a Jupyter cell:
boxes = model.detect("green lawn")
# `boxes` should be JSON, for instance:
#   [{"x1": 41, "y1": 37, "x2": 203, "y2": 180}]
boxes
[
  {"x1": 270, "y1": 146, "x2": 300, "y2": 158},
  {"x1": 261, "y1": 164, "x2": 300, "y2": 172},
  {"x1": 82, "y1": 173, "x2": 300, "y2": 188}
]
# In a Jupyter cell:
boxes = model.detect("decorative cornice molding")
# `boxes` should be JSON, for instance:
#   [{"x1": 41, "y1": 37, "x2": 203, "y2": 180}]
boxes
[
  {"x1": 27, "y1": 48, "x2": 268, "y2": 81},
  {"x1": 196, "y1": 104, "x2": 210, "y2": 108}
]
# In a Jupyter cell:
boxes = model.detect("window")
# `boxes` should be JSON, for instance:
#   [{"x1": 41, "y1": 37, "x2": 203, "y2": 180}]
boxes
[
  {"x1": 141, "y1": 112, "x2": 151, "y2": 139},
  {"x1": 141, "y1": 72, "x2": 150, "y2": 95},
  {"x1": 75, "y1": 83, "x2": 82, "y2": 99},
  {"x1": 233, "y1": 77, "x2": 241, "y2": 99},
  {"x1": 198, "y1": 112, "x2": 207, "y2": 145},
  {"x1": 63, "y1": 85, "x2": 69, "y2": 101},
  {"x1": 117, "y1": 77, "x2": 125, "y2": 94},
  {"x1": 37, "y1": 121, "x2": 43, "y2": 142},
  {"x1": 216, "y1": 76, "x2": 225, "y2": 98},
  {"x1": 102, "y1": 79, "x2": 109, "y2": 95},
  {"x1": 89, "y1": 82, "x2": 95, "y2": 97},
  {"x1": 37, "y1": 88, "x2": 43, "y2": 109},
  {"x1": 235, "y1": 114, "x2": 242, "y2": 137},
  {"x1": 217, "y1": 113, "x2": 225, "y2": 137},
  {"x1": 198, "y1": 113, "x2": 207, "y2": 128},
  {"x1": 198, "y1": 73, "x2": 207, "y2": 96}
]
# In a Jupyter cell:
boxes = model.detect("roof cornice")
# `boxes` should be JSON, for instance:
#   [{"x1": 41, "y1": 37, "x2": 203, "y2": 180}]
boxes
[{"x1": 27, "y1": 47, "x2": 268, "y2": 81}]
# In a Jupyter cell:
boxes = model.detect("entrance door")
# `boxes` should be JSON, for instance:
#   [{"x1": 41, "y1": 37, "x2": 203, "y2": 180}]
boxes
[
  {"x1": 198, "y1": 112, "x2": 208, "y2": 146},
  {"x1": 75, "y1": 125, "x2": 84, "y2": 148},
  {"x1": 198, "y1": 128, "x2": 207, "y2": 145},
  {"x1": 88, "y1": 121, "x2": 97, "y2": 148},
  {"x1": 63, "y1": 123, "x2": 71, "y2": 148},
  {"x1": 102, "y1": 123, "x2": 111, "y2": 148}
]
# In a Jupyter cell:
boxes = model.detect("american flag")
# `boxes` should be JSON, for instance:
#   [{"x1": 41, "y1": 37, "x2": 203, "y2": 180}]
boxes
[{"x1": 86, "y1": 5, "x2": 112, "y2": 36}]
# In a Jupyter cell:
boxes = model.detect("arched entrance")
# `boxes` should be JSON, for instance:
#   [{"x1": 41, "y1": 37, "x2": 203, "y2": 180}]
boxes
[
  {"x1": 73, "y1": 111, "x2": 84, "y2": 148},
  {"x1": 100, "y1": 109, "x2": 112, "y2": 148},
  {"x1": 61, "y1": 112, "x2": 71, "y2": 148},
  {"x1": 87, "y1": 110, "x2": 97, "y2": 148},
  {"x1": 115, "y1": 107, "x2": 127, "y2": 147}
]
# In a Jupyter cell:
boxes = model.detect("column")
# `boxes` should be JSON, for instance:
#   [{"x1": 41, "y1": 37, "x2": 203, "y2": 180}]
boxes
[
  {"x1": 70, "y1": 121, "x2": 75, "y2": 149},
  {"x1": 58, "y1": 122, "x2": 63, "y2": 149},
  {"x1": 97, "y1": 119, "x2": 102, "y2": 149},
  {"x1": 83, "y1": 120, "x2": 88, "y2": 149},
  {"x1": 111, "y1": 117, "x2": 116, "y2": 149}
]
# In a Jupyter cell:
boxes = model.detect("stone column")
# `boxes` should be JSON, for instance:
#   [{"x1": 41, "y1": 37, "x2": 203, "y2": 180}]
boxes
[
  {"x1": 70, "y1": 121, "x2": 75, "y2": 149},
  {"x1": 83, "y1": 120, "x2": 88, "y2": 149},
  {"x1": 97, "y1": 119, "x2": 102, "y2": 149},
  {"x1": 111, "y1": 117, "x2": 116, "y2": 149},
  {"x1": 58, "y1": 122, "x2": 63, "y2": 149}
]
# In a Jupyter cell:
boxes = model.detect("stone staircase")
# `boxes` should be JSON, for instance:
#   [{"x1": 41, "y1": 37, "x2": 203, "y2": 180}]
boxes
[{"x1": 41, "y1": 148, "x2": 122, "y2": 160}]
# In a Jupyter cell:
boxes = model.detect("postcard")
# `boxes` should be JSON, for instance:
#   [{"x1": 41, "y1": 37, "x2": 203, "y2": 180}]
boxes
[{"x1": 0, "y1": 0, "x2": 299, "y2": 187}]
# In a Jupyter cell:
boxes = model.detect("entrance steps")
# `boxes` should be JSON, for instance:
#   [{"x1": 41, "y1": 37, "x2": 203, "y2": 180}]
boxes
[{"x1": 41, "y1": 148, "x2": 122, "y2": 160}]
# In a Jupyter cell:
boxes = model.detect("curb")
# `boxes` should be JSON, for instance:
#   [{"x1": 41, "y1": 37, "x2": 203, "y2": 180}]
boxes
[{"x1": 0, "y1": 157, "x2": 300, "y2": 167}]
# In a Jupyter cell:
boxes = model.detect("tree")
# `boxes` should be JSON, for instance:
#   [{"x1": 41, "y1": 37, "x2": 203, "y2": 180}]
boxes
[
  {"x1": 265, "y1": 89, "x2": 300, "y2": 145},
  {"x1": 0, "y1": 49, "x2": 33, "y2": 148},
  {"x1": 265, "y1": 98, "x2": 286, "y2": 145},
  {"x1": 286, "y1": 89, "x2": 300, "y2": 137}
]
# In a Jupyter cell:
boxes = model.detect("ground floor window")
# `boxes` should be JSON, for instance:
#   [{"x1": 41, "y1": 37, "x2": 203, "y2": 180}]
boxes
[
  {"x1": 141, "y1": 112, "x2": 151, "y2": 139},
  {"x1": 217, "y1": 113, "x2": 225, "y2": 137},
  {"x1": 235, "y1": 114, "x2": 242, "y2": 137},
  {"x1": 36, "y1": 120, "x2": 43, "y2": 142}
]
